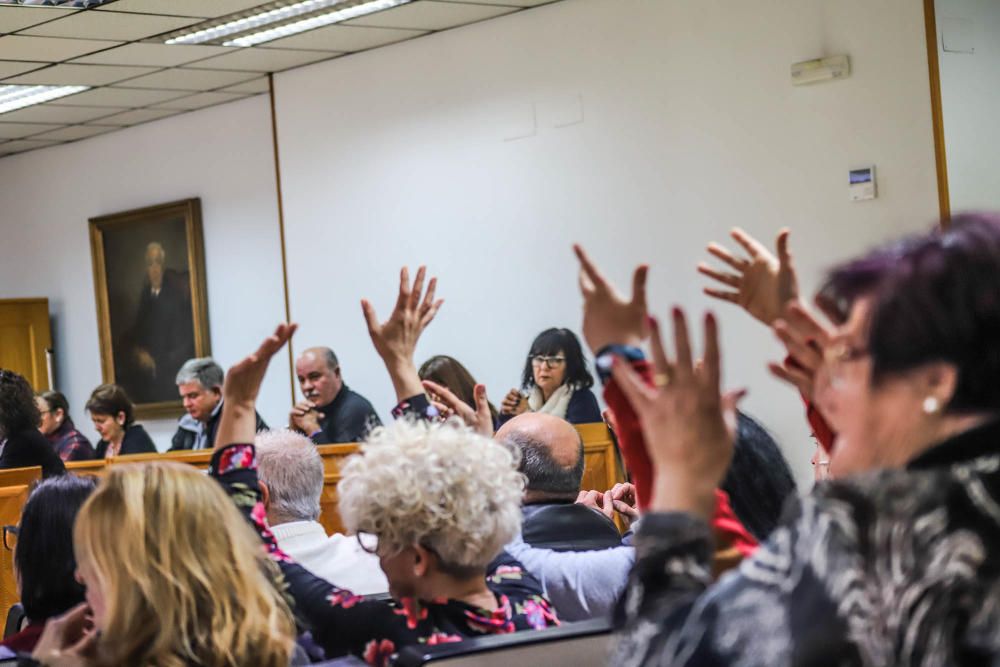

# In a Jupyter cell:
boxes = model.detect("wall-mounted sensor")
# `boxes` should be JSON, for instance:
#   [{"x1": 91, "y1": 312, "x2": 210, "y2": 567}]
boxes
[
  {"x1": 791, "y1": 55, "x2": 850, "y2": 86},
  {"x1": 849, "y1": 166, "x2": 877, "y2": 201}
]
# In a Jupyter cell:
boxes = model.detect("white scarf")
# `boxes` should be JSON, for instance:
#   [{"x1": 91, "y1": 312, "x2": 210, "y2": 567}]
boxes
[{"x1": 527, "y1": 383, "x2": 575, "y2": 419}]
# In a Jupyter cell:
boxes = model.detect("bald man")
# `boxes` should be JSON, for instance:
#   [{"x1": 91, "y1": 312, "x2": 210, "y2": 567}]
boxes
[
  {"x1": 290, "y1": 346, "x2": 381, "y2": 444},
  {"x1": 495, "y1": 412, "x2": 623, "y2": 552}
]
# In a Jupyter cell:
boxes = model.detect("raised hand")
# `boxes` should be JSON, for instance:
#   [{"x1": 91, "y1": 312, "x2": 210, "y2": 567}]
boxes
[
  {"x1": 574, "y1": 244, "x2": 649, "y2": 352},
  {"x1": 422, "y1": 379, "x2": 494, "y2": 437},
  {"x1": 217, "y1": 323, "x2": 297, "y2": 449},
  {"x1": 362, "y1": 266, "x2": 444, "y2": 401},
  {"x1": 698, "y1": 228, "x2": 799, "y2": 326},
  {"x1": 768, "y1": 302, "x2": 834, "y2": 401},
  {"x1": 610, "y1": 309, "x2": 743, "y2": 520}
]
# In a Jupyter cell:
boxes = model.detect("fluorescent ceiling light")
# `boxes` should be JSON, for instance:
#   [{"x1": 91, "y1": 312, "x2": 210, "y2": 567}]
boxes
[
  {"x1": 0, "y1": 85, "x2": 89, "y2": 115},
  {"x1": 164, "y1": 0, "x2": 413, "y2": 47},
  {"x1": 224, "y1": 0, "x2": 412, "y2": 46}
]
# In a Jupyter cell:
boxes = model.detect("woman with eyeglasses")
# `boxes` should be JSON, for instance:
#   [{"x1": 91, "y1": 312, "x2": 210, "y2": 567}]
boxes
[{"x1": 499, "y1": 328, "x2": 602, "y2": 425}]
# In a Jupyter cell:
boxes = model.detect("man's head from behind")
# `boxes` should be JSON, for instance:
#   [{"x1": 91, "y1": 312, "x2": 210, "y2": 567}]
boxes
[
  {"x1": 495, "y1": 412, "x2": 584, "y2": 504},
  {"x1": 175, "y1": 358, "x2": 223, "y2": 423},
  {"x1": 295, "y1": 347, "x2": 342, "y2": 406},
  {"x1": 255, "y1": 429, "x2": 323, "y2": 526}
]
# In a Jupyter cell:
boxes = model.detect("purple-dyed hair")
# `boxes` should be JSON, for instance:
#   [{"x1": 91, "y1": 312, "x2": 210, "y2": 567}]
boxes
[{"x1": 824, "y1": 212, "x2": 1000, "y2": 414}]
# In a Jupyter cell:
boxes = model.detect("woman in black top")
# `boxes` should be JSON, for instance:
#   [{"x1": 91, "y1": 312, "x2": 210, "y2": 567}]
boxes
[
  {"x1": 85, "y1": 383, "x2": 157, "y2": 458},
  {"x1": 0, "y1": 370, "x2": 65, "y2": 477}
]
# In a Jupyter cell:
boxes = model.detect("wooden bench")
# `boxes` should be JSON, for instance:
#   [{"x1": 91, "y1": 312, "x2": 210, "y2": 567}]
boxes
[{"x1": 0, "y1": 423, "x2": 622, "y2": 618}]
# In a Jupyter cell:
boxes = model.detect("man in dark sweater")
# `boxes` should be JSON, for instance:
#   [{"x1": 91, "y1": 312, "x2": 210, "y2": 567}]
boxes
[{"x1": 290, "y1": 347, "x2": 380, "y2": 444}]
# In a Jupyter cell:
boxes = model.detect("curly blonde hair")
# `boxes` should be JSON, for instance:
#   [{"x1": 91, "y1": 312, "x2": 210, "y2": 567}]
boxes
[
  {"x1": 338, "y1": 419, "x2": 524, "y2": 574},
  {"x1": 74, "y1": 462, "x2": 297, "y2": 667}
]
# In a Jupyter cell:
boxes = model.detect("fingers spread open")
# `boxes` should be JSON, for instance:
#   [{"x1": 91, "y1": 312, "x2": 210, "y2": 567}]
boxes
[
  {"x1": 707, "y1": 242, "x2": 747, "y2": 270},
  {"x1": 671, "y1": 307, "x2": 694, "y2": 379},
  {"x1": 395, "y1": 267, "x2": 410, "y2": 312},
  {"x1": 730, "y1": 227, "x2": 767, "y2": 259},
  {"x1": 409, "y1": 266, "x2": 427, "y2": 311},
  {"x1": 573, "y1": 244, "x2": 609, "y2": 292},
  {"x1": 703, "y1": 287, "x2": 741, "y2": 304},
  {"x1": 361, "y1": 299, "x2": 380, "y2": 336},
  {"x1": 632, "y1": 264, "x2": 649, "y2": 310},
  {"x1": 697, "y1": 263, "x2": 741, "y2": 287}
]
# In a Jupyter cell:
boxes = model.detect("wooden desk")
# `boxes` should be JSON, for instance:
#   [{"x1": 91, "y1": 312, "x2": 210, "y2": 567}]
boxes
[{"x1": 0, "y1": 423, "x2": 622, "y2": 619}]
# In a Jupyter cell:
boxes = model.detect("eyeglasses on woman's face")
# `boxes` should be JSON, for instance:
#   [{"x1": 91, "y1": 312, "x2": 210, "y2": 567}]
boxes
[
  {"x1": 3, "y1": 525, "x2": 18, "y2": 552},
  {"x1": 530, "y1": 355, "x2": 566, "y2": 369}
]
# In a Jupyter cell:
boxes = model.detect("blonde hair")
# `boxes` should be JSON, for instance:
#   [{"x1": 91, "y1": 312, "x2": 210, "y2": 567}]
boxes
[
  {"x1": 74, "y1": 462, "x2": 296, "y2": 667},
  {"x1": 338, "y1": 419, "x2": 524, "y2": 574}
]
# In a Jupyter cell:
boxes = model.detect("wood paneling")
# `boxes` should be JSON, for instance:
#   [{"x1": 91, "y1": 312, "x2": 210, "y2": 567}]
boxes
[{"x1": 0, "y1": 299, "x2": 52, "y2": 391}]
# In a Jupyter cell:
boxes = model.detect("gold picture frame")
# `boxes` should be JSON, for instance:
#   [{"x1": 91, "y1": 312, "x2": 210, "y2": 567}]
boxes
[{"x1": 89, "y1": 198, "x2": 210, "y2": 419}]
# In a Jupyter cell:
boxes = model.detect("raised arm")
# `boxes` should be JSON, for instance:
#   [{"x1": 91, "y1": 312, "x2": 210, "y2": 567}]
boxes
[
  {"x1": 215, "y1": 323, "x2": 297, "y2": 450},
  {"x1": 361, "y1": 266, "x2": 443, "y2": 406}
]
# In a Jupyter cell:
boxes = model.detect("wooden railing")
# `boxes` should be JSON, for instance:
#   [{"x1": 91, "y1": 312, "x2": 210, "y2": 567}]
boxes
[{"x1": 0, "y1": 423, "x2": 622, "y2": 620}]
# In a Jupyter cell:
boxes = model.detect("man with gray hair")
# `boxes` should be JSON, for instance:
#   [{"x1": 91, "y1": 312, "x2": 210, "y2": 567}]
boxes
[
  {"x1": 170, "y1": 357, "x2": 267, "y2": 450},
  {"x1": 255, "y1": 428, "x2": 387, "y2": 595}
]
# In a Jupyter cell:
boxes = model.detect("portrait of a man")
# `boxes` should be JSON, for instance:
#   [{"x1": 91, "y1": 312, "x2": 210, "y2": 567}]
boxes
[{"x1": 89, "y1": 199, "x2": 210, "y2": 416}]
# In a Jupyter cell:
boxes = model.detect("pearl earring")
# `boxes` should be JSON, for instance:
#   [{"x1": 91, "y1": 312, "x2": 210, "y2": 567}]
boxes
[{"x1": 922, "y1": 396, "x2": 940, "y2": 415}]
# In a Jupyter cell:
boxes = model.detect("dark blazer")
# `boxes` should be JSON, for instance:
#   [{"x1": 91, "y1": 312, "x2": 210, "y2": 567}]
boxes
[
  {"x1": 521, "y1": 502, "x2": 624, "y2": 552},
  {"x1": 0, "y1": 428, "x2": 65, "y2": 477},
  {"x1": 95, "y1": 424, "x2": 157, "y2": 458},
  {"x1": 170, "y1": 401, "x2": 268, "y2": 451}
]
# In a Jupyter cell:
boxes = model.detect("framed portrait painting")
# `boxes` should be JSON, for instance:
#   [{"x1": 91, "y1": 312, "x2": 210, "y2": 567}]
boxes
[{"x1": 89, "y1": 198, "x2": 210, "y2": 419}]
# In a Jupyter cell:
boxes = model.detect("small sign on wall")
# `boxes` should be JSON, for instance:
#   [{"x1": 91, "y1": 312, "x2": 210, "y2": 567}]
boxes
[{"x1": 849, "y1": 166, "x2": 877, "y2": 201}]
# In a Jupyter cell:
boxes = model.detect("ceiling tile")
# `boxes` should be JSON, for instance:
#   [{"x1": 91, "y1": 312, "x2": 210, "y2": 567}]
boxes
[
  {"x1": 0, "y1": 6, "x2": 76, "y2": 33},
  {"x1": 26, "y1": 124, "x2": 116, "y2": 142},
  {"x1": 48, "y1": 86, "x2": 185, "y2": 107},
  {"x1": 0, "y1": 103, "x2": 126, "y2": 124},
  {"x1": 0, "y1": 35, "x2": 122, "y2": 62},
  {"x1": 3, "y1": 63, "x2": 158, "y2": 86},
  {"x1": 154, "y1": 90, "x2": 247, "y2": 110},
  {"x1": 0, "y1": 122, "x2": 59, "y2": 139},
  {"x1": 344, "y1": 1, "x2": 517, "y2": 30},
  {"x1": 262, "y1": 25, "x2": 425, "y2": 52},
  {"x1": 96, "y1": 0, "x2": 276, "y2": 19},
  {"x1": 185, "y1": 47, "x2": 337, "y2": 73},
  {"x1": 0, "y1": 60, "x2": 48, "y2": 79},
  {"x1": 95, "y1": 107, "x2": 182, "y2": 126},
  {"x1": 217, "y1": 76, "x2": 268, "y2": 94},
  {"x1": 0, "y1": 138, "x2": 61, "y2": 154},
  {"x1": 71, "y1": 42, "x2": 234, "y2": 67},
  {"x1": 435, "y1": 0, "x2": 555, "y2": 5},
  {"x1": 21, "y1": 10, "x2": 201, "y2": 41},
  {"x1": 122, "y1": 67, "x2": 258, "y2": 90}
]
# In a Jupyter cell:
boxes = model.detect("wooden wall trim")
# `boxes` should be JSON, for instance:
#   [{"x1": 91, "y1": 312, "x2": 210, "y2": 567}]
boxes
[
  {"x1": 268, "y1": 73, "x2": 297, "y2": 403},
  {"x1": 924, "y1": 0, "x2": 952, "y2": 227}
]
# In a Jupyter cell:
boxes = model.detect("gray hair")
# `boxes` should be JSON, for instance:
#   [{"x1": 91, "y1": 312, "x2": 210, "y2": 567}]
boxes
[
  {"x1": 505, "y1": 432, "x2": 584, "y2": 498},
  {"x1": 175, "y1": 357, "x2": 224, "y2": 389},
  {"x1": 317, "y1": 347, "x2": 339, "y2": 371},
  {"x1": 145, "y1": 241, "x2": 165, "y2": 263},
  {"x1": 255, "y1": 429, "x2": 324, "y2": 522}
]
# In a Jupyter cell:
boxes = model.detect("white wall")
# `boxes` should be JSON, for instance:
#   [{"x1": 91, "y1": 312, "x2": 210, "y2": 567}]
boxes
[
  {"x1": 0, "y1": 96, "x2": 288, "y2": 450},
  {"x1": 936, "y1": 0, "x2": 1000, "y2": 210},
  {"x1": 0, "y1": 0, "x2": 940, "y2": 482},
  {"x1": 275, "y1": 0, "x2": 939, "y2": 484}
]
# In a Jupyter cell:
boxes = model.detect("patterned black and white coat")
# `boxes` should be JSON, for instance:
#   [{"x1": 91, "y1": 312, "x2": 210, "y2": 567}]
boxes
[{"x1": 612, "y1": 419, "x2": 1000, "y2": 667}]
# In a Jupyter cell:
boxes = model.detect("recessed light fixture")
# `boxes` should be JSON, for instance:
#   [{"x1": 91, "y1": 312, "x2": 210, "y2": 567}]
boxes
[
  {"x1": 162, "y1": 0, "x2": 413, "y2": 47},
  {"x1": 0, "y1": 85, "x2": 89, "y2": 115}
]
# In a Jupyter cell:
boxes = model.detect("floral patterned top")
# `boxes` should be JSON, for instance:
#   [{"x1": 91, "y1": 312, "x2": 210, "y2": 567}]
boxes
[{"x1": 210, "y1": 443, "x2": 559, "y2": 666}]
